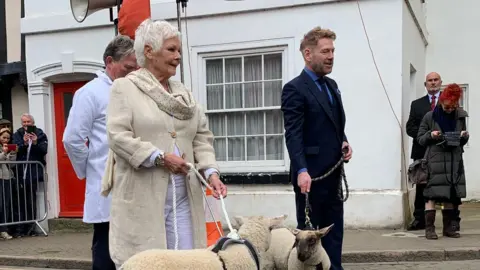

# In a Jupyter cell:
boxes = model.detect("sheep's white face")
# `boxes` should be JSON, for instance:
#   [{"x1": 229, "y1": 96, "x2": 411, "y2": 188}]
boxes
[{"x1": 290, "y1": 224, "x2": 333, "y2": 263}]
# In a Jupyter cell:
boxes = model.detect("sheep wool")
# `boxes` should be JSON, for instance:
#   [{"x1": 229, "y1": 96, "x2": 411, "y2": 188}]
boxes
[
  {"x1": 287, "y1": 248, "x2": 330, "y2": 270},
  {"x1": 119, "y1": 215, "x2": 288, "y2": 270},
  {"x1": 120, "y1": 249, "x2": 223, "y2": 270},
  {"x1": 267, "y1": 228, "x2": 296, "y2": 270},
  {"x1": 234, "y1": 215, "x2": 287, "y2": 270}
]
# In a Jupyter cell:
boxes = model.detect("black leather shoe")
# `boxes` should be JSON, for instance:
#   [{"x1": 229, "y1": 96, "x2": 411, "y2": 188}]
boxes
[{"x1": 407, "y1": 219, "x2": 425, "y2": 231}]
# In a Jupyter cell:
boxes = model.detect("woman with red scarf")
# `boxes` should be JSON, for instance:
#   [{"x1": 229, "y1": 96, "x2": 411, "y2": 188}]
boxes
[{"x1": 417, "y1": 83, "x2": 469, "y2": 240}]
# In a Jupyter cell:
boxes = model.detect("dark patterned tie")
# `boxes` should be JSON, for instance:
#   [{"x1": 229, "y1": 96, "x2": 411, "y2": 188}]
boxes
[{"x1": 430, "y1": 95, "x2": 436, "y2": 111}]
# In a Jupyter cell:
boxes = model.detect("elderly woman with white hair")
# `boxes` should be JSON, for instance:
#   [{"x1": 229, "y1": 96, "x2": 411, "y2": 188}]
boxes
[{"x1": 105, "y1": 19, "x2": 227, "y2": 268}]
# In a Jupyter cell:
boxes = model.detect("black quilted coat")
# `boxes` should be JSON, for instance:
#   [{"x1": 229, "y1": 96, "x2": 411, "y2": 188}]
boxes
[{"x1": 417, "y1": 108, "x2": 468, "y2": 202}]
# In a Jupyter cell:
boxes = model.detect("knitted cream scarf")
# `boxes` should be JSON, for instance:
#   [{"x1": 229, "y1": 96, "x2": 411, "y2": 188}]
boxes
[{"x1": 126, "y1": 68, "x2": 196, "y2": 120}]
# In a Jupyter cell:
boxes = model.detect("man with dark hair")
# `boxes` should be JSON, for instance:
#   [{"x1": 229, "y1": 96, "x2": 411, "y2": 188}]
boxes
[
  {"x1": 406, "y1": 72, "x2": 461, "y2": 231},
  {"x1": 63, "y1": 35, "x2": 137, "y2": 270},
  {"x1": 282, "y1": 26, "x2": 352, "y2": 270}
]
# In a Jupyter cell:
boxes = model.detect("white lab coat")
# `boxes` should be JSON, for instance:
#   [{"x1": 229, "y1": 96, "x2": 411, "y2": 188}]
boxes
[{"x1": 63, "y1": 70, "x2": 112, "y2": 223}]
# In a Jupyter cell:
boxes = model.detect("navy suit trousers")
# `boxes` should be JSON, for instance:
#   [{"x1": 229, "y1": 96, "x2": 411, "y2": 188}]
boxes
[{"x1": 294, "y1": 171, "x2": 344, "y2": 270}]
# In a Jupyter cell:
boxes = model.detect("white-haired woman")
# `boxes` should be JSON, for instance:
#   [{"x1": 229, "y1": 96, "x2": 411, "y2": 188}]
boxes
[{"x1": 105, "y1": 19, "x2": 227, "y2": 268}]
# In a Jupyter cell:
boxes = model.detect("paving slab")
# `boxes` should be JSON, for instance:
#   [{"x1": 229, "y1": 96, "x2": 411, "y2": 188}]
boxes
[
  {"x1": 344, "y1": 260, "x2": 480, "y2": 270},
  {"x1": 0, "y1": 203, "x2": 478, "y2": 269}
]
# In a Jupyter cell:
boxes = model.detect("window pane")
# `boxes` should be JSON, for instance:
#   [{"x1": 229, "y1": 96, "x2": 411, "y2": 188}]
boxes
[
  {"x1": 206, "y1": 59, "x2": 223, "y2": 84},
  {"x1": 225, "y1": 83, "x2": 242, "y2": 109},
  {"x1": 228, "y1": 137, "x2": 245, "y2": 161},
  {"x1": 264, "y1": 80, "x2": 282, "y2": 107},
  {"x1": 225, "y1": 58, "x2": 242, "y2": 83},
  {"x1": 244, "y1": 82, "x2": 262, "y2": 108},
  {"x1": 244, "y1": 55, "x2": 262, "y2": 82},
  {"x1": 214, "y1": 138, "x2": 227, "y2": 161},
  {"x1": 265, "y1": 110, "x2": 283, "y2": 135},
  {"x1": 206, "y1": 85, "x2": 223, "y2": 110},
  {"x1": 264, "y1": 53, "x2": 282, "y2": 80},
  {"x1": 226, "y1": 112, "x2": 245, "y2": 136},
  {"x1": 266, "y1": 135, "x2": 283, "y2": 160},
  {"x1": 208, "y1": 114, "x2": 225, "y2": 136},
  {"x1": 63, "y1": 92, "x2": 74, "y2": 125},
  {"x1": 246, "y1": 111, "x2": 264, "y2": 135},
  {"x1": 247, "y1": 137, "x2": 265, "y2": 161}
]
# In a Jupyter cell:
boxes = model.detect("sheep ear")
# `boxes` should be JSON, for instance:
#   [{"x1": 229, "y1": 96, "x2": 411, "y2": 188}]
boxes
[
  {"x1": 268, "y1": 214, "x2": 288, "y2": 229},
  {"x1": 288, "y1": 228, "x2": 300, "y2": 236},
  {"x1": 234, "y1": 216, "x2": 246, "y2": 227},
  {"x1": 315, "y1": 224, "x2": 334, "y2": 238}
]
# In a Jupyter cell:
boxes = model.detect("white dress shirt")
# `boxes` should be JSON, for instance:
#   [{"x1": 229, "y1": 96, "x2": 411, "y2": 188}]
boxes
[
  {"x1": 428, "y1": 91, "x2": 440, "y2": 106},
  {"x1": 63, "y1": 70, "x2": 113, "y2": 223}
]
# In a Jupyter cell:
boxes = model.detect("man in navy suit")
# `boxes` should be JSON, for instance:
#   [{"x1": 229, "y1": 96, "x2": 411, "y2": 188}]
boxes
[{"x1": 281, "y1": 27, "x2": 352, "y2": 270}]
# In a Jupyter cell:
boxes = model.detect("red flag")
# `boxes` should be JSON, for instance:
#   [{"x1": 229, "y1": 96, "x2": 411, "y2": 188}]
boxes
[{"x1": 118, "y1": 0, "x2": 151, "y2": 40}]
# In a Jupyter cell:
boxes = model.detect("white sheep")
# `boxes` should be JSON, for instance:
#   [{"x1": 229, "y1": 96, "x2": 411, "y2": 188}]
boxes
[
  {"x1": 267, "y1": 225, "x2": 333, "y2": 270},
  {"x1": 119, "y1": 214, "x2": 288, "y2": 270}
]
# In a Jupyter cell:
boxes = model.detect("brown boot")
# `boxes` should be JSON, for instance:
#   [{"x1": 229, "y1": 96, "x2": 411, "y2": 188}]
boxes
[
  {"x1": 425, "y1": 210, "x2": 438, "y2": 240},
  {"x1": 442, "y1": 209, "x2": 460, "y2": 238}
]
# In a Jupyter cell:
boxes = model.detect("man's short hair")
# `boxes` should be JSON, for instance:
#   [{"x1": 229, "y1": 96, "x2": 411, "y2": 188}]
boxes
[
  {"x1": 300, "y1": 27, "x2": 337, "y2": 52},
  {"x1": 102, "y1": 35, "x2": 135, "y2": 65}
]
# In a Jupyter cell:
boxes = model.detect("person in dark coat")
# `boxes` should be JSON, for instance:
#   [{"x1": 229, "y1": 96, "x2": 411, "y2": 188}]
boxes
[
  {"x1": 417, "y1": 83, "x2": 468, "y2": 240},
  {"x1": 11, "y1": 113, "x2": 48, "y2": 237},
  {"x1": 406, "y1": 72, "x2": 461, "y2": 231},
  {"x1": 281, "y1": 26, "x2": 352, "y2": 270}
]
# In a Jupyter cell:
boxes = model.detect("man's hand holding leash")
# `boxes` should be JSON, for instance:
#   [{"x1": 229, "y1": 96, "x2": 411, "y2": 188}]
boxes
[{"x1": 298, "y1": 142, "x2": 352, "y2": 194}]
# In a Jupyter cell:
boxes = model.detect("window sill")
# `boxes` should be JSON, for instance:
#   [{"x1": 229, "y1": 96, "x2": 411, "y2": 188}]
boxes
[{"x1": 220, "y1": 172, "x2": 290, "y2": 185}]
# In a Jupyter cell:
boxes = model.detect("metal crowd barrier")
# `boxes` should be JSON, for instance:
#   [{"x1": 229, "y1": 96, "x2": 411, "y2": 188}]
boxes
[{"x1": 0, "y1": 160, "x2": 48, "y2": 236}]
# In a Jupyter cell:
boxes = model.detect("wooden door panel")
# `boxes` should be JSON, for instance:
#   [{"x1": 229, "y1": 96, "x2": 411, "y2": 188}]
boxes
[{"x1": 53, "y1": 82, "x2": 88, "y2": 217}]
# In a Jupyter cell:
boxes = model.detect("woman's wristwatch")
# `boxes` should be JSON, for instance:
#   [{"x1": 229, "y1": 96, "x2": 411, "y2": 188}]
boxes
[{"x1": 154, "y1": 151, "x2": 165, "y2": 167}]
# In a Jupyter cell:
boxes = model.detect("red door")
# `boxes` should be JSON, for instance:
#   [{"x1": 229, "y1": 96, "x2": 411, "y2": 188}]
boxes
[{"x1": 53, "y1": 82, "x2": 88, "y2": 217}]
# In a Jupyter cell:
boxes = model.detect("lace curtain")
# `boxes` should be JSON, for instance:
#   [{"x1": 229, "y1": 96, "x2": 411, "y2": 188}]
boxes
[{"x1": 205, "y1": 53, "x2": 284, "y2": 161}]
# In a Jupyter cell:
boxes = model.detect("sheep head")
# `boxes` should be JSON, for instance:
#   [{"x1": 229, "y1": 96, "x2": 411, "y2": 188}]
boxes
[
  {"x1": 290, "y1": 224, "x2": 333, "y2": 264},
  {"x1": 234, "y1": 214, "x2": 288, "y2": 252}
]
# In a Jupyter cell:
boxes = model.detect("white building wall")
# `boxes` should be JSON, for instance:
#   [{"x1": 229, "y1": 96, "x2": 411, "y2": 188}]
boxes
[
  {"x1": 22, "y1": 0, "x2": 407, "y2": 228},
  {"x1": 401, "y1": 0, "x2": 427, "y2": 223},
  {"x1": 11, "y1": 83, "x2": 29, "y2": 131},
  {"x1": 425, "y1": 0, "x2": 480, "y2": 199}
]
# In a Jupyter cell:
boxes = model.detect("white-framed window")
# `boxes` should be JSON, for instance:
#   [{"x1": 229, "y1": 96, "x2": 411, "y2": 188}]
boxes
[{"x1": 201, "y1": 47, "x2": 287, "y2": 172}]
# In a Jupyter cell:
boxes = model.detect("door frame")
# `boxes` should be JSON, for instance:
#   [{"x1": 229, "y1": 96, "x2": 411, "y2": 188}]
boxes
[{"x1": 53, "y1": 81, "x2": 87, "y2": 217}]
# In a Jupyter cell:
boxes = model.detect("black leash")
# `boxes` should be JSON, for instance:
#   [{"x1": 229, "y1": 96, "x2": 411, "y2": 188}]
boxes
[
  {"x1": 211, "y1": 236, "x2": 260, "y2": 270},
  {"x1": 304, "y1": 151, "x2": 350, "y2": 230}
]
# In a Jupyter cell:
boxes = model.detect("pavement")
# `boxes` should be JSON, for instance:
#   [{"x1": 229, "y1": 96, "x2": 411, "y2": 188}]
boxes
[
  {"x1": 344, "y1": 260, "x2": 480, "y2": 270},
  {"x1": 0, "y1": 203, "x2": 480, "y2": 269}
]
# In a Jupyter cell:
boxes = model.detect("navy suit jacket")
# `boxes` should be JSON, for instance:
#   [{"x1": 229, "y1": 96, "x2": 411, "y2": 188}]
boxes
[{"x1": 281, "y1": 70, "x2": 347, "y2": 185}]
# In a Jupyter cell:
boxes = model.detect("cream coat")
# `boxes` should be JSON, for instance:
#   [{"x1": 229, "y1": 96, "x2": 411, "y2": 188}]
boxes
[{"x1": 106, "y1": 69, "x2": 219, "y2": 266}]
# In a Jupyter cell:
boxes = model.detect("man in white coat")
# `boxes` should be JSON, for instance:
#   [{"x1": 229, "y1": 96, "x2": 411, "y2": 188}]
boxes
[{"x1": 63, "y1": 35, "x2": 137, "y2": 270}]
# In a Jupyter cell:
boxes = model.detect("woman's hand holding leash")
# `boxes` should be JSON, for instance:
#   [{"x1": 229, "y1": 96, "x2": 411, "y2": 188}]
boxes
[
  {"x1": 164, "y1": 153, "x2": 190, "y2": 175},
  {"x1": 209, "y1": 173, "x2": 228, "y2": 199}
]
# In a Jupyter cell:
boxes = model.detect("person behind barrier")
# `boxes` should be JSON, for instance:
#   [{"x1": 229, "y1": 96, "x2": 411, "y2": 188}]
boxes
[
  {"x1": 406, "y1": 72, "x2": 461, "y2": 231},
  {"x1": 281, "y1": 26, "x2": 352, "y2": 270},
  {"x1": 105, "y1": 19, "x2": 227, "y2": 268},
  {"x1": 11, "y1": 113, "x2": 48, "y2": 237},
  {"x1": 62, "y1": 35, "x2": 137, "y2": 270},
  {"x1": 0, "y1": 128, "x2": 16, "y2": 240},
  {"x1": 417, "y1": 83, "x2": 469, "y2": 240},
  {"x1": 0, "y1": 119, "x2": 12, "y2": 131}
]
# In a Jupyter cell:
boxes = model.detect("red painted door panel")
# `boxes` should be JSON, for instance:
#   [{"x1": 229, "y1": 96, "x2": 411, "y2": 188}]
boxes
[{"x1": 53, "y1": 82, "x2": 88, "y2": 217}]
